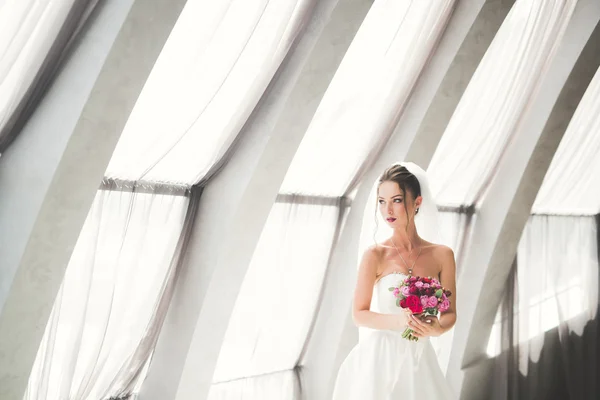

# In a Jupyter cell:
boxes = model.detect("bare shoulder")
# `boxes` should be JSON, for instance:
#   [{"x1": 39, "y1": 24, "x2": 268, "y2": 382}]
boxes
[
  {"x1": 358, "y1": 244, "x2": 385, "y2": 273},
  {"x1": 361, "y1": 244, "x2": 384, "y2": 264},
  {"x1": 432, "y1": 244, "x2": 455, "y2": 259},
  {"x1": 419, "y1": 240, "x2": 453, "y2": 257},
  {"x1": 431, "y1": 244, "x2": 456, "y2": 274}
]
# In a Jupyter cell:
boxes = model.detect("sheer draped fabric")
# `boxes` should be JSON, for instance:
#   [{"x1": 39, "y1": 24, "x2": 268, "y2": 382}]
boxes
[
  {"x1": 533, "y1": 66, "x2": 600, "y2": 215},
  {"x1": 488, "y1": 215, "x2": 599, "y2": 400},
  {"x1": 280, "y1": 0, "x2": 456, "y2": 196},
  {"x1": 105, "y1": 0, "x2": 312, "y2": 184},
  {"x1": 211, "y1": 198, "x2": 340, "y2": 394},
  {"x1": 26, "y1": 0, "x2": 313, "y2": 398},
  {"x1": 429, "y1": 0, "x2": 577, "y2": 207},
  {"x1": 25, "y1": 190, "x2": 188, "y2": 400},
  {"x1": 209, "y1": 370, "x2": 300, "y2": 400},
  {"x1": 0, "y1": 0, "x2": 75, "y2": 150},
  {"x1": 0, "y1": 0, "x2": 100, "y2": 153}
]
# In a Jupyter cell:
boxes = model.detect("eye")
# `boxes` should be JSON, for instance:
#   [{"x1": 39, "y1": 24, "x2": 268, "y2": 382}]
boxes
[
  {"x1": 394, "y1": 198, "x2": 403, "y2": 203},
  {"x1": 378, "y1": 199, "x2": 385, "y2": 204}
]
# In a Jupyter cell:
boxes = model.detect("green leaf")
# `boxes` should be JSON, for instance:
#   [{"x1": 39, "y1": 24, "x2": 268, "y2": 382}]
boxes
[
  {"x1": 388, "y1": 287, "x2": 395, "y2": 291},
  {"x1": 435, "y1": 289, "x2": 443, "y2": 298},
  {"x1": 396, "y1": 298, "x2": 401, "y2": 307}
]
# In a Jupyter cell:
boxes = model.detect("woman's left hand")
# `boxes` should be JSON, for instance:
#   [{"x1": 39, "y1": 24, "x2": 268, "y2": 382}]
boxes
[{"x1": 407, "y1": 314, "x2": 443, "y2": 338}]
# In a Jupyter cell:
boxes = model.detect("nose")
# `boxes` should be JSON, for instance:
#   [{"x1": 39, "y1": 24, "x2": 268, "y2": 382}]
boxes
[{"x1": 387, "y1": 204, "x2": 393, "y2": 215}]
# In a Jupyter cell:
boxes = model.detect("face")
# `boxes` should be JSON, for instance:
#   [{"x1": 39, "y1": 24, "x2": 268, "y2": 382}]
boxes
[{"x1": 377, "y1": 180, "x2": 421, "y2": 227}]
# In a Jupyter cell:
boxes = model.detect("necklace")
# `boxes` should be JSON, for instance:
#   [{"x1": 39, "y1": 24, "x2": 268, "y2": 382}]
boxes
[{"x1": 391, "y1": 237, "x2": 423, "y2": 276}]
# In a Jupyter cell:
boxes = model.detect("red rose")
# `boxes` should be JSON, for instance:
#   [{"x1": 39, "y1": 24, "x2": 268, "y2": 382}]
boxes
[
  {"x1": 409, "y1": 286, "x2": 418, "y2": 294},
  {"x1": 400, "y1": 298, "x2": 407, "y2": 308},
  {"x1": 405, "y1": 295, "x2": 423, "y2": 314}
]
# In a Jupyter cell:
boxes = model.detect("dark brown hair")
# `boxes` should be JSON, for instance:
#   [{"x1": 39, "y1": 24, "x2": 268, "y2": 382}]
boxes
[{"x1": 375, "y1": 164, "x2": 422, "y2": 236}]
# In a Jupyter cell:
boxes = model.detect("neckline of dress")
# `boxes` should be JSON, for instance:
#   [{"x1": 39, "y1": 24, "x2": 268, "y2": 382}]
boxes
[{"x1": 375, "y1": 271, "x2": 409, "y2": 286}]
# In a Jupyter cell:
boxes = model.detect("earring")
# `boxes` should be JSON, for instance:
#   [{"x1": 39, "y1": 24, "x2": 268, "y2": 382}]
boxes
[{"x1": 415, "y1": 208, "x2": 419, "y2": 215}]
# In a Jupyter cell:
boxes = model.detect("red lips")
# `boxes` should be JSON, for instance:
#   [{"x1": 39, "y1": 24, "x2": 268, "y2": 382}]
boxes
[{"x1": 386, "y1": 217, "x2": 396, "y2": 222}]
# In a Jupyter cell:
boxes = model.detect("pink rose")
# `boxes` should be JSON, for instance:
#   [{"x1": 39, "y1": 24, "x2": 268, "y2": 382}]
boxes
[
  {"x1": 427, "y1": 296, "x2": 438, "y2": 308},
  {"x1": 420, "y1": 295, "x2": 429, "y2": 307},
  {"x1": 439, "y1": 299, "x2": 450, "y2": 312},
  {"x1": 415, "y1": 281, "x2": 424, "y2": 288},
  {"x1": 423, "y1": 283, "x2": 430, "y2": 288},
  {"x1": 393, "y1": 287, "x2": 400, "y2": 297},
  {"x1": 401, "y1": 286, "x2": 411, "y2": 297}
]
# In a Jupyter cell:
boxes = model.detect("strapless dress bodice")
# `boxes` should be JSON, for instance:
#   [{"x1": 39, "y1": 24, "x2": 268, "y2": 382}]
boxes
[{"x1": 370, "y1": 272, "x2": 409, "y2": 315}]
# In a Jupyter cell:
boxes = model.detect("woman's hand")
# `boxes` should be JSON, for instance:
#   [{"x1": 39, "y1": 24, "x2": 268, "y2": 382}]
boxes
[
  {"x1": 398, "y1": 308, "x2": 414, "y2": 331},
  {"x1": 406, "y1": 314, "x2": 443, "y2": 338}
]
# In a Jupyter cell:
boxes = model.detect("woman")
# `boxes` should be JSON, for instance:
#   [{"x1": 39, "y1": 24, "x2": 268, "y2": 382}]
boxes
[{"x1": 332, "y1": 162, "x2": 456, "y2": 399}]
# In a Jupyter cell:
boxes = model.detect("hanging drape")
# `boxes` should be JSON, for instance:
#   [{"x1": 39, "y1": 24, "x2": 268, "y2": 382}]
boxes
[
  {"x1": 533, "y1": 66, "x2": 600, "y2": 215},
  {"x1": 488, "y1": 215, "x2": 599, "y2": 400},
  {"x1": 209, "y1": 369, "x2": 300, "y2": 400},
  {"x1": 430, "y1": 209, "x2": 476, "y2": 373},
  {"x1": 26, "y1": 0, "x2": 316, "y2": 398},
  {"x1": 428, "y1": 0, "x2": 578, "y2": 207},
  {"x1": 279, "y1": 0, "x2": 456, "y2": 196},
  {"x1": 25, "y1": 189, "x2": 189, "y2": 400},
  {"x1": 0, "y1": 0, "x2": 102, "y2": 153},
  {"x1": 210, "y1": 197, "x2": 341, "y2": 398},
  {"x1": 485, "y1": 60, "x2": 600, "y2": 400},
  {"x1": 105, "y1": 0, "x2": 313, "y2": 185}
]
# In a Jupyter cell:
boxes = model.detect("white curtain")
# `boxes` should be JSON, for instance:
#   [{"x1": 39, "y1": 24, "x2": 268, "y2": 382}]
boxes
[
  {"x1": 209, "y1": 370, "x2": 300, "y2": 400},
  {"x1": 485, "y1": 65, "x2": 600, "y2": 393},
  {"x1": 429, "y1": 0, "x2": 577, "y2": 207},
  {"x1": 517, "y1": 215, "x2": 598, "y2": 367},
  {"x1": 430, "y1": 210, "x2": 476, "y2": 373},
  {"x1": 105, "y1": 0, "x2": 312, "y2": 184},
  {"x1": 25, "y1": 189, "x2": 188, "y2": 400},
  {"x1": 211, "y1": 198, "x2": 340, "y2": 396},
  {"x1": 488, "y1": 215, "x2": 599, "y2": 399},
  {"x1": 279, "y1": 0, "x2": 456, "y2": 196},
  {"x1": 0, "y1": 0, "x2": 75, "y2": 143},
  {"x1": 533, "y1": 66, "x2": 600, "y2": 215},
  {"x1": 437, "y1": 210, "x2": 474, "y2": 266},
  {"x1": 26, "y1": 1, "x2": 317, "y2": 397}
]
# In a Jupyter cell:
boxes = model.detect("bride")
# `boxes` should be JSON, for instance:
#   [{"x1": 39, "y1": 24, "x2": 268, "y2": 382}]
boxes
[{"x1": 332, "y1": 162, "x2": 456, "y2": 399}]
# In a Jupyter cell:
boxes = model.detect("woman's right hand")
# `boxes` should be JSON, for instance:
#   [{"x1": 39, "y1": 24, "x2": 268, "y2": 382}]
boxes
[{"x1": 394, "y1": 308, "x2": 412, "y2": 331}]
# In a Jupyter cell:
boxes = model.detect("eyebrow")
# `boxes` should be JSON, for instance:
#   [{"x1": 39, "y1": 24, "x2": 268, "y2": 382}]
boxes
[{"x1": 378, "y1": 194, "x2": 404, "y2": 199}]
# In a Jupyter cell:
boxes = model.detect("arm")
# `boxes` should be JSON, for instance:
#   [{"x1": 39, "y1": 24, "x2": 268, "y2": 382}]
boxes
[
  {"x1": 437, "y1": 246, "x2": 457, "y2": 333},
  {"x1": 408, "y1": 245, "x2": 457, "y2": 337},
  {"x1": 352, "y1": 246, "x2": 409, "y2": 331}
]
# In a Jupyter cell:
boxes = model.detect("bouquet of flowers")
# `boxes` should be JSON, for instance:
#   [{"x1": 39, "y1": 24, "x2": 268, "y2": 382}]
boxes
[{"x1": 389, "y1": 276, "x2": 452, "y2": 341}]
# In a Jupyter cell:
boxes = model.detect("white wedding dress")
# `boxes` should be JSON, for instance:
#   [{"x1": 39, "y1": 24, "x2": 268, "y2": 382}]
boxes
[{"x1": 332, "y1": 272, "x2": 454, "y2": 399}]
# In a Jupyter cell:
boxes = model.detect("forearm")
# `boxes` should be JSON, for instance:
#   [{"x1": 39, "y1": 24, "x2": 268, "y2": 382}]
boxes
[
  {"x1": 352, "y1": 310, "x2": 406, "y2": 331},
  {"x1": 438, "y1": 312, "x2": 456, "y2": 333}
]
